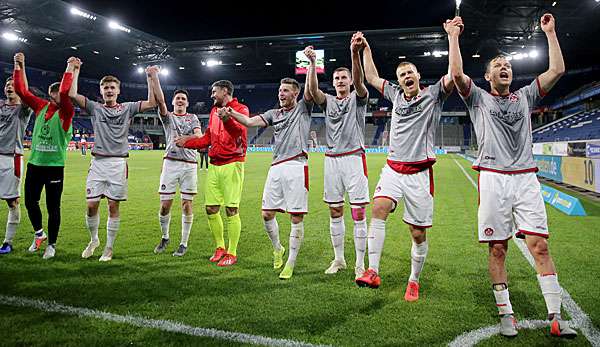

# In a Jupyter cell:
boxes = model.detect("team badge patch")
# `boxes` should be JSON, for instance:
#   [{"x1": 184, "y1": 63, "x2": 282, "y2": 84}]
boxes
[
  {"x1": 161, "y1": 184, "x2": 166, "y2": 190},
  {"x1": 484, "y1": 227, "x2": 494, "y2": 236}
]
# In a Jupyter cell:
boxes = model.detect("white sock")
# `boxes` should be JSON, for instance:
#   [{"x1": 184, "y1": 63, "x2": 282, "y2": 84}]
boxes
[
  {"x1": 353, "y1": 218, "x2": 367, "y2": 269},
  {"x1": 409, "y1": 240, "x2": 429, "y2": 282},
  {"x1": 330, "y1": 216, "x2": 345, "y2": 262},
  {"x1": 264, "y1": 218, "x2": 282, "y2": 251},
  {"x1": 287, "y1": 222, "x2": 304, "y2": 267},
  {"x1": 537, "y1": 274, "x2": 562, "y2": 317},
  {"x1": 181, "y1": 214, "x2": 193, "y2": 247},
  {"x1": 159, "y1": 213, "x2": 171, "y2": 239},
  {"x1": 106, "y1": 217, "x2": 120, "y2": 249},
  {"x1": 493, "y1": 287, "x2": 514, "y2": 315},
  {"x1": 4, "y1": 206, "x2": 20, "y2": 244},
  {"x1": 367, "y1": 218, "x2": 386, "y2": 273},
  {"x1": 86, "y1": 213, "x2": 100, "y2": 242}
]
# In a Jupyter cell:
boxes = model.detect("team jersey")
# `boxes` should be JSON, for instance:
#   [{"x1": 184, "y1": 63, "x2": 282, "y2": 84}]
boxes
[
  {"x1": 85, "y1": 98, "x2": 141, "y2": 157},
  {"x1": 259, "y1": 99, "x2": 313, "y2": 165},
  {"x1": 0, "y1": 101, "x2": 31, "y2": 155},
  {"x1": 381, "y1": 77, "x2": 449, "y2": 172},
  {"x1": 460, "y1": 78, "x2": 544, "y2": 173},
  {"x1": 159, "y1": 111, "x2": 201, "y2": 163},
  {"x1": 320, "y1": 90, "x2": 368, "y2": 156}
]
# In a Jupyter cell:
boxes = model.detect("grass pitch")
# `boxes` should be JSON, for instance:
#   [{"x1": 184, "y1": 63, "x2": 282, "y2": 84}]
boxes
[{"x1": 0, "y1": 151, "x2": 598, "y2": 346}]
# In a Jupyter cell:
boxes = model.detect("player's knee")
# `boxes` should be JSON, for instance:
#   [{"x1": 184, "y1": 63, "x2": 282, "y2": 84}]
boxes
[
  {"x1": 262, "y1": 210, "x2": 275, "y2": 221},
  {"x1": 206, "y1": 205, "x2": 220, "y2": 215},
  {"x1": 372, "y1": 200, "x2": 392, "y2": 219},
  {"x1": 329, "y1": 206, "x2": 343, "y2": 218},
  {"x1": 489, "y1": 243, "x2": 507, "y2": 260},
  {"x1": 225, "y1": 207, "x2": 238, "y2": 217},
  {"x1": 529, "y1": 237, "x2": 549, "y2": 257},
  {"x1": 107, "y1": 201, "x2": 120, "y2": 217},
  {"x1": 159, "y1": 203, "x2": 171, "y2": 216},
  {"x1": 6, "y1": 198, "x2": 18, "y2": 209},
  {"x1": 351, "y1": 206, "x2": 366, "y2": 221},
  {"x1": 291, "y1": 214, "x2": 304, "y2": 224}
]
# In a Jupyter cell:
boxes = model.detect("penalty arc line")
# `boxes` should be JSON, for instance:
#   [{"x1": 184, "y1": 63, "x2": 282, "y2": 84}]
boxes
[
  {"x1": 0, "y1": 294, "x2": 331, "y2": 347},
  {"x1": 450, "y1": 158, "x2": 600, "y2": 347}
]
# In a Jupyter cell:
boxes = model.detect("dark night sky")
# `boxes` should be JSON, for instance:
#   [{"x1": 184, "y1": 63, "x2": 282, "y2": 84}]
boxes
[{"x1": 65, "y1": 0, "x2": 456, "y2": 41}]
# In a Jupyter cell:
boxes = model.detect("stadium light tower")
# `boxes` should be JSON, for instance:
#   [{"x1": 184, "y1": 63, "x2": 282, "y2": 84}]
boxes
[
  {"x1": 108, "y1": 21, "x2": 131, "y2": 34},
  {"x1": 2, "y1": 32, "x2": 27, "y2": 43},
  {"x1": 70, "y1": 7, "x2": 97, "y2": 20}
]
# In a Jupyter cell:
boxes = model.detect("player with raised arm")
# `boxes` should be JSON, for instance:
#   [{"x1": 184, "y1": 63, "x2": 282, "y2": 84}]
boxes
[
  {"x1": 221, "y1": 78, "x2": 313, "y2": 279},
  {"x1": 175, "y1": 80, "x2": 249, "y2": 267},
  {"x1": 11, "y1": 53, "x2": 76, "y2": 259},
  {"x1": 354, "y1": 32, "x2": 454, "y2": 302},
  {"x1": 70, "y1": 65, "x2": 158, "y2": 262},
  {"x1": 151, "y1": 70, "x2": 202, "y2": 257},
  {"x1": 303, "y1": 34, "x2": 369, "y2": 280},
  {"x1": 0, "y1": 72, "x2": 32, "y2": 254},
  {"x1": 446, "y1": 14, "x2": 577, "y2": 337}
]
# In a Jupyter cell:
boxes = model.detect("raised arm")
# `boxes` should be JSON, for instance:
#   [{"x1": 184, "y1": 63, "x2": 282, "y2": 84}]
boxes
[
  {"x1": 57, "y1": 57, "x2": 77, "y2": 131},
  {"x1": 304, "y1": 46, "x2": 325, "y2": 105},
  {"x1": 537, "y1": 14, "x2": 565, "y2": 94},
  {"x1": 148, "y1": 66, "x2": 168, "y2": 116},
  {"x1": 361, "y1": 38, "x2": 386, "y2": 91},
  {"x1": 220, "y1": 104, "x2": 249, "y2": 138},
  {"x1": 221, "y1": 107, "x2": 266, "y2": 128},
  {"x1": 445, "y1": 16, "x2": 471, "y2": 95},
  {"x1": 139, "y1": 67, "x2": 158, "y2": 112},
  {"x1": 12, "y1": 53, "x2": 46, "y2": 114},
  {"x1": 68, "y1": 60, "x2": 86, "y2": 109},
  {"x1": 350, "y1": 32, "x2": 368, "y2": 98}
]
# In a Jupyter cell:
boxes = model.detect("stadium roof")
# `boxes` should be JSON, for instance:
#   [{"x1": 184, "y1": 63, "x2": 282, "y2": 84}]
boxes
[{"x1": 1, "y1": 0, "x2": 599, "y2": 85}]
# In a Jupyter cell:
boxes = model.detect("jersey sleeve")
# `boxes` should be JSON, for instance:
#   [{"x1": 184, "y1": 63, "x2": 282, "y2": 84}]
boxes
[
  {"x1": 380, "y1": 80, "x2": 399, "y2": 102},
  {"x1": 84, "y1": 97, "x2": 100, "y2": 116},
  {"x1": 459, "y1": 78, "x2": 483, "y2": 109},
  {"x1": 190, "y1": 114, "x2": 201, "y2": 130},
  {"x1": 259, "y1": 109, "x2": 275, "y2": 127},
  {"x1": 519, "y1": 78, "x2": 545, "y2": 111},
  {"x1": 356, "y1": 89, "x2": 369, "y2": 106},
  {"x1": 432, "y1": 76, "x2": 451, "y2": 102},
  {"x1": 300, "y1": 98, "x2": 313, "y2": 116},
  {"x1": 125, "y1": 101, "x2": 142, "y2": 117}
]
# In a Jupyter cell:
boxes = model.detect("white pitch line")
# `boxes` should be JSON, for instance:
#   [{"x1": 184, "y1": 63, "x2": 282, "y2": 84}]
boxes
[
  {"x1": 450, "y1": 158, "x2": 600, "y2": 347},
  {"x1": 0, "y1": 295, "x2": 330, "y2": 347}
]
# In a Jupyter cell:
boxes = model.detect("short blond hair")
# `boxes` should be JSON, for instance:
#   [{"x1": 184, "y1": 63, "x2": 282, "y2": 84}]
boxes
[
  {"x1": 100, "y1": 75, "x2": 121, "y2": 86},
  {"x1": 280, "y1": 77, "x2": 300, "y2": 91},
  {"x1": 396, "y1": 61, "x2": 418, "y2": 72}
]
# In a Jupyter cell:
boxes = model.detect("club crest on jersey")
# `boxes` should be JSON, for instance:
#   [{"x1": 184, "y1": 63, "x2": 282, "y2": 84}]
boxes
[
  {"x1": 509, "y1": 93, "x2": 519, "y2": 103},
  {"x1": 484, "y1": 227, "x2": 494, "y2": 236}
]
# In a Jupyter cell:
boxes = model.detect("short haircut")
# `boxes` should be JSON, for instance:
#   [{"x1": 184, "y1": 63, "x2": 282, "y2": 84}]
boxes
[
  {"x1": 48, "y1": 82, "x2": 60, "y2": 94},
  {"x1": 333, "y1": 67, "x2": 351, "y2": 77},
  {"x1": 486, "y1": 54, "x2": 510, "y2": 73},
  {"x1": 280, "y1": 77, "x2": 300, "y2": 91},
  {"x1": 396, "y1": 61, "x2": 418, "y2": 72},
  {"x1": 100, "y1": 75, "x2": 121, "y2": 86},
  {"x1": 173, "y1": 89, "x2": 189, "y2": 99},
  {"x1": 5, "y1": 76, "x2": 13, "y2": 84},
  {"x1": 211, "y1": 80, "x2": 234, "y2": 95}
]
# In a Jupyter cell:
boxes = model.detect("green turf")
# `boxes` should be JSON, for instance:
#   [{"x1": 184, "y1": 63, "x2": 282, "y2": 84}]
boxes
[{"x1": 0, "y1": 151, "x2": 598, "y2": 346}]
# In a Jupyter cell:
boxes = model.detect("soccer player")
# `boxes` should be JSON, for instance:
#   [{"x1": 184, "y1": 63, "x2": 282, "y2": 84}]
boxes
[
  {"x1": 446, "y1": 14, "x2": 577, "y2": 337},
  {"x1": 151, "y1": 71, "x2": 202, "y2": 257},
  {"x1": 69, "y1": 65, "x2": 158, "y2": 262},
  {"x1": 221, "y1": 78, "x2": 313, "y2": 279},
  {"x1": 354, "y1": 33, "x2": 454, "y2": 302},
  {"x1": 11, "y1": 53, "x2": 76, "y2": 259},
  {"x1": 303, "y1": 37, "x2": 369, "y2": 279},
  {"x1": 175, "y1": 80, "x2": 249, "y2": 267},
  {"x1": 0, "y1": 75, "x2": 32, "y2": 254}
]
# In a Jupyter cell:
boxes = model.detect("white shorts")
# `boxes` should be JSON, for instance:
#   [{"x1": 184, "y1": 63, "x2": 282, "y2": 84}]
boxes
[
  {"x1": 158, "y1": 158, "x2": 198, "y2": 201},
  {"x1": 0, "y1": 155, "x2": 22, "y2": 200},
  {"x1": 478, "y1": 170, "x2": 548, "y2": 243},
  {"x1": 373, "y1": 164, "x2": 434, "y2": 228},
  {"x1": 323, "y1": 152, "x2": 370, "y2": 206},
  {"x1": 86, "y1": 157, "x2": 128, "y2": 202},
  {"x1": 262, "y1": 159, "x2": 309, "y2": 214}
]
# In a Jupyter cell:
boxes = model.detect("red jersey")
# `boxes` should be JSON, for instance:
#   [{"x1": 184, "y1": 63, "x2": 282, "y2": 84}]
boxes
[{"x1": 184, "y1": 98, "x2": 249, "y2": 166}]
